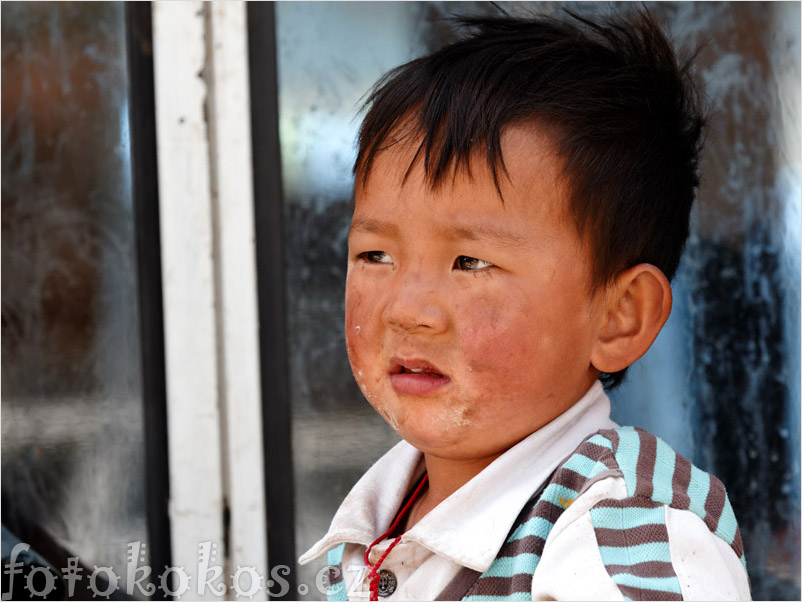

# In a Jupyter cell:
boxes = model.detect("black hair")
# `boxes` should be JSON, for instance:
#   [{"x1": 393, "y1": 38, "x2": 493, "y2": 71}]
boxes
[{"x1": 354, "y1": 9, "x2": 705, "y2": 388}]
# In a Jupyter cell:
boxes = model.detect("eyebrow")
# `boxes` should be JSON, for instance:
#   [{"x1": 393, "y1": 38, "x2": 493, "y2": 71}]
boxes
[
  {"x1": 349, "y1": 218, "x2": 399, "y2": 237},
  {"x1": 350, "y1": 217, "x2": 526, "y2": 247},
  {"x1": 446, "y1": 224, "x2": 526, "y2": 247}
]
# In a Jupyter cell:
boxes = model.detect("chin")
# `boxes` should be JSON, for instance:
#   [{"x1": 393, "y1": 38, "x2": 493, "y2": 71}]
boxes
[{"x1": 398, "y1": 419, "x2": 474, "y2": 452}]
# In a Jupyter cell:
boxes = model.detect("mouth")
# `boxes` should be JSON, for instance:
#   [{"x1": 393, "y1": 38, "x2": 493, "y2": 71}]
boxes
[
  {"x1": 390, "y1": 356, "x2": 446, "y2": 376},
  {"x1": 389, "y1": 357, "x2": 450, "y2": 395}
]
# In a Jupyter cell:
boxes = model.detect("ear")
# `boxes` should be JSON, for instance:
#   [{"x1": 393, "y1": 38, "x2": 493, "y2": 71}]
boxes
[{"x1": 590, "y1": 264, "x2": 673, "y2": 374}]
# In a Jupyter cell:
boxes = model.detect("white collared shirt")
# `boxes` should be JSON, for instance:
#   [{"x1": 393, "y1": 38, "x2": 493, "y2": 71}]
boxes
[{"x1": 299, "y1": 381, "x2": 751, "y2": 601}]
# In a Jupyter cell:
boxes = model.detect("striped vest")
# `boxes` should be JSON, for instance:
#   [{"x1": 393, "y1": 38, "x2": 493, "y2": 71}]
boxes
[{"x1": 324, "y1": 426, "x2": 746, "y2": 601}]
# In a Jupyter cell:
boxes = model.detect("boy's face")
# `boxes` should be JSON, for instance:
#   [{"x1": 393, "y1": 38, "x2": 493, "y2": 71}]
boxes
[{"x1": 346, "y1": 124, "x2": 605, "y2": 465}]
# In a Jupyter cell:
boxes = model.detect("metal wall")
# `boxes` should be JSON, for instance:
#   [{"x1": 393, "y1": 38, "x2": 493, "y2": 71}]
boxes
[{"x1": 274, "y1": 2, "x2": 800, "y2": 600}]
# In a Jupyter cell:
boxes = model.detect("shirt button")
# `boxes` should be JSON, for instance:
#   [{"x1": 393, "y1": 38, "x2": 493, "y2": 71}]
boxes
[{"x1": 377, "y1": 569, "x2": 397, "y2": 597}]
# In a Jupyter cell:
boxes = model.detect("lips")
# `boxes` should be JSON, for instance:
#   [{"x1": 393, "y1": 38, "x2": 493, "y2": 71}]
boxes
[{"x1": 389, "y1": 356, "x2": 450, "y2": 395}]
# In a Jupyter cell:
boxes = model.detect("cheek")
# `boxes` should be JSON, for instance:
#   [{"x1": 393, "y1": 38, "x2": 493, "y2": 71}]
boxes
[
  {"x1": 457, "y1": 300, "x2": 544, "y2": 391},
  {"x1": 345, "y1": 272, "x2": 377, "y2": 331},
  {"x1": 456, "y1": 287, "x2": 594, "y2": 405},
  {"x1": 344, "y1": 284, "x2": 362, "y2": 351},
  {"x1": 345, "y1": 287, "x2": 390, "y2": 411},
  {"x1": 459, "y1": 295, "x2": 530, "y2": 360},
  {"x1": 344, "y1": 285, "x2": 378, "y2": 378}
]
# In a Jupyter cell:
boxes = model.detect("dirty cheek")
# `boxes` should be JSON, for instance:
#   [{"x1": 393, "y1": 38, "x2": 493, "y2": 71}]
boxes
[
  {"x1": 462, "y1": 304, "x2": 534, "y2": 378},
  {"x1": 345, "y1": 288, "x2": 366, "y2": 370},
  {"x1": 345, "y1": 286, "x2": 386, "y2": 410}
]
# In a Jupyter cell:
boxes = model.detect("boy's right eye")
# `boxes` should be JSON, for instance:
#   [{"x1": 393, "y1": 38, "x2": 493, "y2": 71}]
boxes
[{"x1": 357, "y1": 251, "x2": 393, "y2": 264}]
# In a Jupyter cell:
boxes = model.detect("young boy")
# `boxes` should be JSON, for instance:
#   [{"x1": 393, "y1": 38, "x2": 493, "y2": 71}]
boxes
[{"x1": 300, "y1": 10, "x2": 751, "y2": 601}]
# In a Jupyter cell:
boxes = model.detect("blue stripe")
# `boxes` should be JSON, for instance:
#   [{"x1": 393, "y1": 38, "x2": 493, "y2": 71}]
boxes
[
  {"x1": 509, "y1": 516, "x2": 553, "y2": 541},
  {"x1": 541, "y1": 483, "x2": 579, "y2": 506},
  {"x1": 590, "y1": 504, "x2": 665, "y2": 529},
  {"x1": 562, "y1": 452, "x2": 607, "y2": 479},
  {"x1": 481, "y1": 553, "x2": 539, "y2": 578},
  {"x1": 651, "y1": 437, "x2": 677, "y2": 506},
  {"x1": 614, "y1": 427, "x2": 641, "y2": 497},
  {"x1": 715, "y1": 495, "x2": 738, "y2": 545},
  {"x1": 687, "y1": 464, "x2": 711, "y2": 519},
  {"x1": 598, "y1": 541, "x2": 673, "y2": 565},
  {"x1": 586, "y1": 433, "x2": 614, "y2": 450},
  {"x1": 612, "y1": 573, "x2": 682, "y2": 594},
  {"x1": 327, "y1": 581, "x2": 347, "y2": 601},
  {"x1": 464, "y1": 593, "x2": 531, "y2": 601}
]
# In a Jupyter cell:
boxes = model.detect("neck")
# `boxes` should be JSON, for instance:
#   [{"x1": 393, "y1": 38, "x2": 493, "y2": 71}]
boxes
[{"x1": 404, "y1": 452, "x2": 502, "y2": 530}]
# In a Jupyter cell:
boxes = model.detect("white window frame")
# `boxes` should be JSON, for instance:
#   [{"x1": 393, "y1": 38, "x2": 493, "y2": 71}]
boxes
[{"x1": 152, "y1": 2, "x2": 267, "y2": 598}]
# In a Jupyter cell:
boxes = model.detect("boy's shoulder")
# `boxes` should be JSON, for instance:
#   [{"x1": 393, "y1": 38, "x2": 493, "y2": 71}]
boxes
[
  {"x1": 460, "y1": 426, "x2": 749, "y2": 601},
  {"x1": 320, "y1": 426, "x2": 751, "y2": 601}
]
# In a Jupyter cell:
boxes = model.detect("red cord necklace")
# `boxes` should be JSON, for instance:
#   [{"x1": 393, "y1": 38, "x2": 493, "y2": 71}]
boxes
[{"x1": 363, "y1": 473, "x2": 429, "y2": 601}]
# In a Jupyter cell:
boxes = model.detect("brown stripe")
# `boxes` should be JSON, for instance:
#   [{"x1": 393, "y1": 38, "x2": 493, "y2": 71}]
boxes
[
  {"x1": 435, "y1": 566, "x2": 481, "y2": 601},
  {"x1": 599, "y1": 428, "x2": 621, "y2": 455},
  {"x1": 592, "y1": 497, "x2": 662, "y2": 510},
  {"x1": 703, "y1": 476, "x2": 727, "y2": 533},
  {"x1": 635, "y1": 429, "x2": 657, "y2": 499},
  {"x1": 467, "y1": 573, "x2": 533, "y2": 597},
  {"x1": 326, "y1": 565, "x2": 343, "y2": 586},
  {"x1": 598, "y1": 451, "x2": 619, "y2": 471},
  {"x1": 557, "y1": 435, "x2": 619, "y2": 489},
  {"x1": 533, "y1": 499, "x2": 567, "y2": 525},
  {"x1": 578, "y1": 440, "x2": 618, "y2": 465},
  {"x1": 732, "y1": 527, "x2": 745, "y2": 558},
  {"x1": 618, "y1": 584, "x2": 683, "y2": 601},
  {"x1": 496, "y1": 533, "x2": 547, "y2": 558},
  {"x1": 551, "y1": 466, "x2": 590, "y2": 493},
  {"x1": 605, "y1": 561, "x2": 677, "y2": 579},
  {"x1": 671, "y1": 453, "x2": 692, "y2": 510},
  {"x1": 595, "y1": 524, "x2": 669, "y2": 547},
  {"x1": 595, "y1": 523, "x2": 626, "y2": 548}
]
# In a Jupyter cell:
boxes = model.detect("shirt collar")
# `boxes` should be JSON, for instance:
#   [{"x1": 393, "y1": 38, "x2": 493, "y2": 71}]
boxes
[{"x1": 299, "y1": 381, "x2": 616, "y2": 571}]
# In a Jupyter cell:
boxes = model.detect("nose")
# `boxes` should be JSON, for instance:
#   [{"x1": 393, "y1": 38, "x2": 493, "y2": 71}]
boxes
[{"x1": 381, "y1": 271, "x2": 448, "y2": 334}]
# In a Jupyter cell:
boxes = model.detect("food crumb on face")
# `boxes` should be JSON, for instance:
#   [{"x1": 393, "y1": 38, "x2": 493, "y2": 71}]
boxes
[
  {"x1": 375, "y1": 404, "x2": 400, "y2": 432},
  {"x1": 449, "y1": 404, "x2": 471, "y2": 428}
]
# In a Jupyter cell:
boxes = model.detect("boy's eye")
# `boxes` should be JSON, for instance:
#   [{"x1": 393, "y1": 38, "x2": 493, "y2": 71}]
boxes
[
  {"x1": 358, "y1": 251, "x2": 393, "y2": 264},
  {"x1": 454, "y1": 256, "x2": 494, "y2": 271}
]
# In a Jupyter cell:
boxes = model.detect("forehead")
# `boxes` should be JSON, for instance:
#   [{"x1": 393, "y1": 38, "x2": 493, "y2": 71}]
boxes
[{"x1": 353, "y1": 123, "x2": 574, "y2": 232}]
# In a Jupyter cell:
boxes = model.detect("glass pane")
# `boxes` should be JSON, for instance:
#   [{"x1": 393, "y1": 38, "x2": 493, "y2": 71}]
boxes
[
  {"x1": 1, "y1": 1, "x2": 148, "y2": 597},
  {"x1": 274, "y1": 2, "x2": 800, "y2": 600}
]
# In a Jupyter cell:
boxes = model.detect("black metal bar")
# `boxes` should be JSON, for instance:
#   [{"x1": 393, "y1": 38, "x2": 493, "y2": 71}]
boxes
[
  {"x1": 246, "y1": 3, "x2": 298, "y2": 599},
  {"x1": 125, "y1": 4, "x2": 172, "y2": 599}
]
